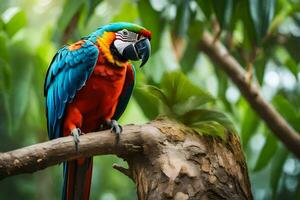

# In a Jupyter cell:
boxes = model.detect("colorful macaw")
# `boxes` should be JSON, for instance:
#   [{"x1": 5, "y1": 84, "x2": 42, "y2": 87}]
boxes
[{"x1": 44, "y1": 22, "x2": 151, "y2": 200}]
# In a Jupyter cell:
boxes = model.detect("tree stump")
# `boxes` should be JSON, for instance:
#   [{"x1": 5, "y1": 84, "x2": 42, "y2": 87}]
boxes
[{"x1": 121, "y1": 119, "x2": 252, "y2": 200}]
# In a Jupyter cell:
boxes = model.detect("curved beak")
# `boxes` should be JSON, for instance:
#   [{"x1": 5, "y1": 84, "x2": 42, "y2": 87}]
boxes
[
  {"x1": 135, "y1": 38, "x2": 151, "y2": 67},
  {"x1": 122, "y1": 38, "x2": 151, "y2": 67}
]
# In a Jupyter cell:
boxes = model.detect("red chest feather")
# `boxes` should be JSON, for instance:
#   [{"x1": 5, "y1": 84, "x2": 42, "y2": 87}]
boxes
[{"x1": 63, "y1": 62, "x2": 127, "y2": 134}]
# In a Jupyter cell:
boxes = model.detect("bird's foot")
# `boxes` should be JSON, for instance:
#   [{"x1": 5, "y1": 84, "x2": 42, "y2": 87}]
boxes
[
  {"x1": 105, "y1": 119, "x2": 122, "y2": 143},
  {"x1": 71, "y1": 128, "x2": 82, "y2": 152}
]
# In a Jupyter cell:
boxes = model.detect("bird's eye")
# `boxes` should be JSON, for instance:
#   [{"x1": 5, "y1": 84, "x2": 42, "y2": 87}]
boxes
[{"x1": 122, "y1": 29, "x2": 129, "y2": 36}]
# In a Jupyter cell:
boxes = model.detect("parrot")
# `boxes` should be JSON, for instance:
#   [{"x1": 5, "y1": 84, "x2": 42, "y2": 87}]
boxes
[{"x1": 44, "y1": 22, "x2": 151, "y2": 200}]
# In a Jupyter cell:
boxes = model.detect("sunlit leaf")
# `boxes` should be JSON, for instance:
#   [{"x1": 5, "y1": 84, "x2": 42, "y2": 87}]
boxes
[
  {"x1": 192, "y1": 121, "x2": 228, "y2": 140},
  {"x1": 112, "y1": 1, "x2": 138, "y2": 23},
  {"x1": 253, "y1": 133, "x2": 278, "y2": 172},
  {"x1": 3, "y1": 8, "x2": 27, "y2": 38},
  {"x1": 179, "y1": 109, "x2": 236, "y2": 133}
]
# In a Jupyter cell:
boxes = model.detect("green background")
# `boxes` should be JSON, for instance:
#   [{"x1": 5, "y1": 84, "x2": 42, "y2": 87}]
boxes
[{"x1": 0, "y1": 0, "x2": 300, "y2": 199}]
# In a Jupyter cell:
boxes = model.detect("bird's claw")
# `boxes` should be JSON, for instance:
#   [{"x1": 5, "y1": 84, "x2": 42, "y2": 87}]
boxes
[
  {"x1": 71, "y1": 128, "x2": 82, "y2": 152},
  {"x1": 105, "y1": 119, "x2": 122, "y2": 142}
]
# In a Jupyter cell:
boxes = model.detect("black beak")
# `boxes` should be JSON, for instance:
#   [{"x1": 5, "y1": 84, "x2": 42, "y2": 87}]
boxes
[{"x1": 122, "y1": 38, "x2": 151, "y2": 67}]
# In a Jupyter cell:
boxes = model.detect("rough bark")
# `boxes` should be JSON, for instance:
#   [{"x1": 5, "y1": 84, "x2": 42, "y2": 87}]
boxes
[
  {"x1": 0, "y1": 118, "x2": 252, "y2": 199},
  {"x1": 200, "y1": 32, "x2": 300, "y2": 159}
]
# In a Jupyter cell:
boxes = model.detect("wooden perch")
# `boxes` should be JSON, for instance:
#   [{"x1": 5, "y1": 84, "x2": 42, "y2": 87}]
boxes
[
  {"x1": 200, "y1": 32, "x2": 300, "y2": 159},
  {"x1": 0, "y1": 119, "x2": 253, "y2": 199},
  {"x1": 0, "y1": 123, "x2": 146, "y2": 179}
]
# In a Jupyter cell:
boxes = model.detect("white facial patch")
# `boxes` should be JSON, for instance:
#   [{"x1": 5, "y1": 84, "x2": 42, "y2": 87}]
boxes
[
  {"x1": 113, "y1": 40, "x2": 134, "y2": 55},
  {"x1": 114, "y1": 29, "x2": 139, "y2": 55}
]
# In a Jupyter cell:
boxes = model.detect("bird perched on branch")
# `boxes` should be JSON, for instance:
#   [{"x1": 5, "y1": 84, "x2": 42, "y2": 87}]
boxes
[{"x1": 44, "y1": 22, "x2": 151, "y2": 200}]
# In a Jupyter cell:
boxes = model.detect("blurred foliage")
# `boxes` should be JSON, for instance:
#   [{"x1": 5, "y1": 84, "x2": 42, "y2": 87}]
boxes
[{"x1": 1, "y1": 0, "x2": 300, "y2": 199}]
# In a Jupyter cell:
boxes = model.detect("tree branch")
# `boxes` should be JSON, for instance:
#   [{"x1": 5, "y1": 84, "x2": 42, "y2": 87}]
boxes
[
  {"x1": 0, "y1": 119, "x2": 253, "y2": 199},
  {"x1": 0, "y1": 123, "x2": 158, "y2": 179},
  {"x1": 200, "y1": 31, "x2": 300, "y2": 159}
]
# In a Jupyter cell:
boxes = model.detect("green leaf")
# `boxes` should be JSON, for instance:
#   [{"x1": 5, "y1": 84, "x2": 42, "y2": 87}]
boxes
[
  {"x1": 295, "y1": 185, "x2": 300, "y2": 200},
  {"x1": 195, "y1": 0, "x2": 212, "y2": 19},
  {"x1": 139, "y1": 71, "x2": 214, "y2": 119},
  {"x1": 270, "y1": 146, "x2": 288, "y2": 195},
  {"x1": 53, "y1": 0, "x2": 85, "y2": 43},
  {"x1": 179, "y1": 109, "x2": 236, "y2": 134},
  {"x1": 211, "y1": 0, "x2": 234, "y2": 29},
  {"x1": 133, "y1": 87, "x2": 160, "y2": 119},
  {"x1": 0, "y1": 59, "x2": 11, "y2": 93},
  {"x1": 284, "y1": 36, "x2": 300, "y2": 63},
  {"x1": 192, "y1": 121, "x2": 228, "y2": 140},
  {"x1": 285, "y1": 58, "x2": 298, "y2": 80},
  {"x1": 8, "y1": 41, "x2": 34, "y2": 132},
  {"x1": 239, "y1": 0, "x2": 257, "y2": 48},
  {"x1": 3, "y1": 8, "x2": 27, "y2": 38},
  {"x1": 86, "y1": 0, "x2": 103, "y2": 21},
  {"x1": 0, "y1": 32, "x2": 9, "y2": 61},
  {"x1": 180, "y1": 19, "x2": 202, "y2": 73},
  {"x1": 112, "y1": 1, "x2": 138, "y2": 23},
  {"x1": 253, "y1": 133, "x2": 278, "y2": 172},
  {"x1": 143, "y1": 85, "x2": 169, "y2": 107},
  {"x1": 0, "y1": 18, "x2": 4, "y2": 31},
  {"x1": 160, "y1": 71, "x2": 215, "y2": 112},
  {"x1": 173, "y1": 0, "x2": 191, "y2": 38},
  {"x1": 248, "y1": 0, "x2": 275, "y2": 41},
  {"x1": 215, "y1": 67, "x2": 233, "y2": 113},
  {"x1": 273, "y1": 95, "x2": 300, "y2": 132},
  {"x1": 180, "y1": 40, "x2": 198, "y2": 73},
  {"x1": 254, "y1": 55, "x2": 267, "y2": 85},
  {"x1": 137, "y1": 0, "x2": 165, "y2": 53},
  {"x1": 240, "y1": 101, "x2": 260, "y2": 147}
]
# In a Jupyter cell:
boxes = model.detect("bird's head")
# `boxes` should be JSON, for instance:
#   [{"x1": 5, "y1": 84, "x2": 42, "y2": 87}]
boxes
[{"x1": 94, "y1": 22, "x2": 151, "y2": 67}]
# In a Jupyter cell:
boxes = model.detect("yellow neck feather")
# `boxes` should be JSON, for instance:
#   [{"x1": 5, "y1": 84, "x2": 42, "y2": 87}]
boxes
[{"x1": 97, "y1": 32, "x2": 127, "y2": 67}]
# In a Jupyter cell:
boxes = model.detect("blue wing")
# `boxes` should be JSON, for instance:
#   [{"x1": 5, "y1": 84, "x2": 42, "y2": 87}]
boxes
[
  {"x1": 112, "y1": 64, "x2": 136, "y2": 120},
  {"x1": 44, "y1": 40, "x2": 99, "y2": 140}
]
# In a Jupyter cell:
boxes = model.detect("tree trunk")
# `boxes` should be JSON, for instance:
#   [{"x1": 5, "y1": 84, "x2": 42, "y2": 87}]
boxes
[{"x1": 124, "y1": 119, "x2": 252, "y2": 200}]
